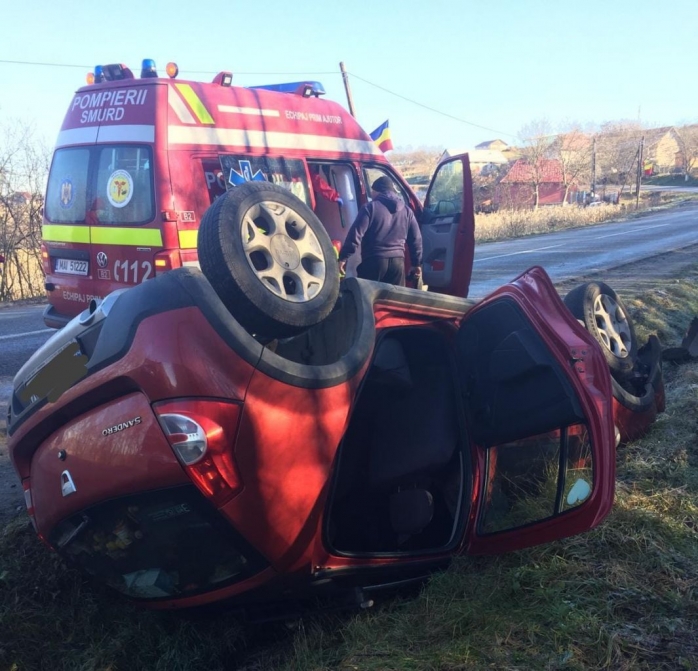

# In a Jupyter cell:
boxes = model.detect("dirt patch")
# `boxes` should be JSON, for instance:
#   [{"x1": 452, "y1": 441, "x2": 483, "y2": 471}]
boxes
[
  {"x1": 0, "y1": 296, "x2": 47, "y2": 310},
  {"x1": 554, "y1": 243, "x2": 698, "y2": 298}
]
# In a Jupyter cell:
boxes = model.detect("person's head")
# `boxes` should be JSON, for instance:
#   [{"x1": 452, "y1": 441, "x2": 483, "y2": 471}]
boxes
[{"x1": 371, "y1": 176, "x2": 395, "y2": 196}]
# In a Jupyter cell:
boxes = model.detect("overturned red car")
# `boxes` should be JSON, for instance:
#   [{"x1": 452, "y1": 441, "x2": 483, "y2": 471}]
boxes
[
  {"x1": 8, "y1": 149, "x2": 652, "y2": 613},
  {"x1": 9, "y1": 260, "x2": 616, "y2": 610}
]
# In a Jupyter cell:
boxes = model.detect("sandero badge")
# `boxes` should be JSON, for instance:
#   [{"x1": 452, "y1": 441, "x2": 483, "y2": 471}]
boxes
[{"x1": 102, "y1": 417, "x2": 142, "y2": 436}]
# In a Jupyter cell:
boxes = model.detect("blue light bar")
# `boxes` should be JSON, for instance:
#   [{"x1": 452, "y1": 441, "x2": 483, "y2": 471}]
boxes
[
  {"x1": 141, "y1": 58, "x2": 158, "y2": 78},
  {"x1": 249, "y1": 81, "x2": 326, "y2": 97}
]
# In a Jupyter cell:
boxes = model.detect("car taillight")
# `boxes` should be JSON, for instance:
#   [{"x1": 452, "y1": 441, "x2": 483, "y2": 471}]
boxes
[
  {"x1": 154, "y1": 250, "x2": 183, "y2": 276},
  {"x1": 22, "y1": 478, "x2": 44, "y2": 538},
  {"x1": 22, "y1": 479, "x2": 35, "y2": 518},
  {"x1": 154, "y1": 400, "x2": 243, "y2": 506}
]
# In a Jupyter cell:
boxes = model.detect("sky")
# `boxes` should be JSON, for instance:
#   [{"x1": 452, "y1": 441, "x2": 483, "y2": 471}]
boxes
[{"x1": 2, "y1": 0, "x2": 698, "y2": 152}]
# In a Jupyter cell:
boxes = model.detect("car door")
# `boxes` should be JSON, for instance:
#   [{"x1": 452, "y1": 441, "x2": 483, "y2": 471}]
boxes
[
  {"x1": 420, "y1": 154, "x2": 476, "y2": 298},
  {"x1": 455, "y1": 265, "x2": 616, "y2": 555}
]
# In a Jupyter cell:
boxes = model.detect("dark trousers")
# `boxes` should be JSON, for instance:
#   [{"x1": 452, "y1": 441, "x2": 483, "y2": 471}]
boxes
[{"x1": 357, "y1": 257, "x2": 406, "y2": 286}]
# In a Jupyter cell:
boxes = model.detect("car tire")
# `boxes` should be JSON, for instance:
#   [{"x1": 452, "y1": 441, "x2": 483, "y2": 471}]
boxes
[
  {"x1": 564, "y1": 282, "x2": 638, "y2": 378},
  {"x1": 611, "y1": 376, "x2": 654, "y2": 413},
  {"x1": 198, "y1": 182, "x2": 340, "y2": 338},
  {"x1": 612, "y1": 376, "x2": 657, "y2": 444},
  {"x1": 637, "y1": 334, "x2": 666, "y2": 414}
]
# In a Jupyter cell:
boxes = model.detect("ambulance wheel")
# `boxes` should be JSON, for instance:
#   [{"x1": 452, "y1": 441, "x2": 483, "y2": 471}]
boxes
[
  {"x1": 198, "y1": 182, "x2": 340, "y2": 338},
  {"x1": 563, "y1": 281, "x2": 638, "y2": 378}
]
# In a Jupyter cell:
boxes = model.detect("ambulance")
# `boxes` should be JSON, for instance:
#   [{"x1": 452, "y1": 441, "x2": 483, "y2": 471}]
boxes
[{"x1": 41, "y1": 59, "x2": 474, "y2": 328}]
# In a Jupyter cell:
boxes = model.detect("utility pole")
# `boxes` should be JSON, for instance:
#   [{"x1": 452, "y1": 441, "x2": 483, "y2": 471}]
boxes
[
  {"x1": 591, "y1": 137, "x2": 596, "y2": 198},
  {"x1": 339, "y1": 62, "x2": 356, "y2": 117},
  {"x1": 635, "y1": 135, "x2": 644, "y2": 208}
]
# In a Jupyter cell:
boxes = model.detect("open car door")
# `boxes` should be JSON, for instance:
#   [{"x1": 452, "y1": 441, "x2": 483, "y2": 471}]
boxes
[
  {"x1": 457, "y1": 266, "x2": 616, "y2": 555},
  {"x1": 420, "y1": 154, "x2": 475, "y2": 298}
]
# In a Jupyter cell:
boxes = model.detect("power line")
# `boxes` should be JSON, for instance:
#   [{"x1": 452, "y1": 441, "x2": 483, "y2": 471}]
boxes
[
  {"x1": 0, "y1": 58, "x2": 89, "y2": 69},
  {"x1": 0, "y1": 58, "x2": 337, "y2": 76},
  {"x1": 347, "y1": 71, "x2": 518, "y2": 139},
  {"x1": 1, "y1": 57, "x2": 519, "y2": 140}
]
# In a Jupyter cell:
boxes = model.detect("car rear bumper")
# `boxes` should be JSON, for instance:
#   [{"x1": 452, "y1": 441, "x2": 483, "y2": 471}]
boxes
[{"x1": 49, "y1": 485, "x2": 269, "y2": 604}]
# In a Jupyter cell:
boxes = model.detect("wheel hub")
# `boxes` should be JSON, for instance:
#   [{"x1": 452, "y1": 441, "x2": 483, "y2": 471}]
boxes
[
  {"x1": 270, "y1": 234, "x2": 301, "y2": 270},
  {"x1": 594, "y1": 294, "x2": 631, "y2": 358}
]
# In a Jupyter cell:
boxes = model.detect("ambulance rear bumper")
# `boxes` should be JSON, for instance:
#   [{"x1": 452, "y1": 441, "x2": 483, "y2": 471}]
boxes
[{"x1": 43, "y1": 304, "x2": 72, "y2": 330}]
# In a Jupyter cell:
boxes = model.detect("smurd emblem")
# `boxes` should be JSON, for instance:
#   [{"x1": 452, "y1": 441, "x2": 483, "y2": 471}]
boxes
[{"x1": 96, "y1": 252, "x2": 108, "y2": 268}]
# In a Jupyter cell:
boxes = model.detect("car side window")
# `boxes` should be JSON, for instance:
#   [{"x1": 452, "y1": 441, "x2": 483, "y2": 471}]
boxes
[{"x1": 480, "y1": 425, "x2": 594, "y2": 534}]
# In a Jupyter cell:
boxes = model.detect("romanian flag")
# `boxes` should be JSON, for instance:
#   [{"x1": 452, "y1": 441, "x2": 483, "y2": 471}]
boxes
[{"x1": 370, "y1": 120, "x2": 393, "y2": 152}]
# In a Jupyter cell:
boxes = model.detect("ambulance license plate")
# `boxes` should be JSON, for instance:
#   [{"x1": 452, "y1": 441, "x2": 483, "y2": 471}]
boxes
[{"x1": 55, "y1": 259, "x2": 89, "y2": 276}]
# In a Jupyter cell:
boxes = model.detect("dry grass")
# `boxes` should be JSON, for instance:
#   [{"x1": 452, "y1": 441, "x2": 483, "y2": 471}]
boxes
[
  {"x1": 1, "y1": 249, "x2": 44, "y2": 301},
  {"x1": 474, "y1": 193, "x2": 698, "y2": 244},
  {"x1": 1, "y1": 267, "x2": 698, "y2": 670},
  {"x1": 476, "y1": 203, "x2": 621, "y2": 242}
]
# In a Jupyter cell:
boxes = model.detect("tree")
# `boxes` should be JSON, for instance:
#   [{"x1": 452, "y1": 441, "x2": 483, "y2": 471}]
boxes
[
  {"x1": 0, "y1": 119, "x2": 49, "y2": 301},
  {"x1": 549, "y1": 125, "x2": 593, "y2": 205},
  {"x1": 517, "y1": 119, "x2": 554, "y2": 208},
  {"x1": 594, "y1": 121, "x2": 645, "y2": 197},
  {"x1": 674, "y1": 124, "x2": 698, "y2": 180},
  {"x1": 389, "y1": 148, "x2": 442, "y2": 181}
]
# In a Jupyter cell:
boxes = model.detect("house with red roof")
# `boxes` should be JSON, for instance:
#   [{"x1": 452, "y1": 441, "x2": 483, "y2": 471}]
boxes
[{"x1": 495, "y1": 158, "x2": 576, "y2": 209}]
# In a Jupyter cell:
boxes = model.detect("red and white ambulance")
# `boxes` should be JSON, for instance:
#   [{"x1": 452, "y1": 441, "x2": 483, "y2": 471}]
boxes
[{"x1": 41, "y1": 59, "x2": 474, "y2": 328}]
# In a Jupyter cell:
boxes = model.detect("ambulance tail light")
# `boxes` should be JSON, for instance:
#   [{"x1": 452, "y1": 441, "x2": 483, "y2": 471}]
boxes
[
  {"x1": 154, "y1": 400, "x2": 244, "y2": 507},
  {"x1": 40, "y1": 243, "x2": 50, "y2": 274},
  {"x1": 154, "y1": 250, "x2": 183, "y2": 276},
  {"x1": 141, "y1": 59, "x2": 158, "y2": 78}
]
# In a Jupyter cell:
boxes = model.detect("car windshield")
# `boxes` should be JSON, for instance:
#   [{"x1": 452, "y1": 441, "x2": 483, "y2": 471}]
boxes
[{"x1": 45, "y1": 145, "x2": 154, "y2": 225}]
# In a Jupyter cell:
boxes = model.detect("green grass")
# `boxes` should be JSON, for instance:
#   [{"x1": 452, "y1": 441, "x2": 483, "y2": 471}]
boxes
[
  {"x1": 643, "y1": 174, "x2": 698, "y2": 187},
  {"x1": 2, "y1": 270, "x2": 698, "y2": 670}
]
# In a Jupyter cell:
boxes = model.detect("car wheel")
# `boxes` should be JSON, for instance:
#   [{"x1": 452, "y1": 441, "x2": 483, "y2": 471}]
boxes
[
  {"x1": 198, "y1": 182, "x2": 340, "y2": 338},
  {"x1": 612, "y1": 376, "x2": 657, "y2": 443},
  {"x1": 564, "y1": 281, "x2": 638, "y2": 378},
  {"x1": 637, "y1": 334, "x2": 666, "y2": 414}
]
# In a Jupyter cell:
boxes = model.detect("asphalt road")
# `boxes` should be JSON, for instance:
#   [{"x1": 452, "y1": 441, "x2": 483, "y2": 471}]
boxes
[
  {"x1": 0, "y1": 305, "x2": 52, "y2": 429},
  {"x1": 467, "y1": 201, "x2": 698, "y2": 297}
]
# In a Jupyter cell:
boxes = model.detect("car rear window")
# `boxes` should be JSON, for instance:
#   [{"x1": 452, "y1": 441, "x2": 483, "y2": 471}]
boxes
[{"x1": 45, "y1": 145, "x2": 154, "y2": 225}]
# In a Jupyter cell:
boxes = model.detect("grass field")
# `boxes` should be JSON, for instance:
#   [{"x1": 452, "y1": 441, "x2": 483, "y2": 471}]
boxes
[
  {"x1": 1, "y1": 264, "x2": 697, "y2": 670},
  {"x1": 474, "y1": 192, "x2": 697, "y2": 244}
]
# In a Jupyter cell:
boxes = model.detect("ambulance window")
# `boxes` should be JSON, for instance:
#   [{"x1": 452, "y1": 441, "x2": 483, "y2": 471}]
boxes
[
  {"x1": 363, "y1": 167, "x2": 407, "y2": 205},
  {"x1": 93, "y1": 145, "x2": 154, "y2": 225},
  {"x1": 45, "y1": 148, "x2": 89, "y2": 223},
  {"x1": 424, "y1": 160, "x2": 463, "y2": 219},
  {"x1": 219, "y1": 156, "x2": 310, "y2": 206}
]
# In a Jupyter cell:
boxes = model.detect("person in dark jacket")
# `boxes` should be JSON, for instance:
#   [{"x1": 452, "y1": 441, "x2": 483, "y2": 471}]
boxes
[{"x1": 338, "y1": 177, "x2": 422, "y2": 286}]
